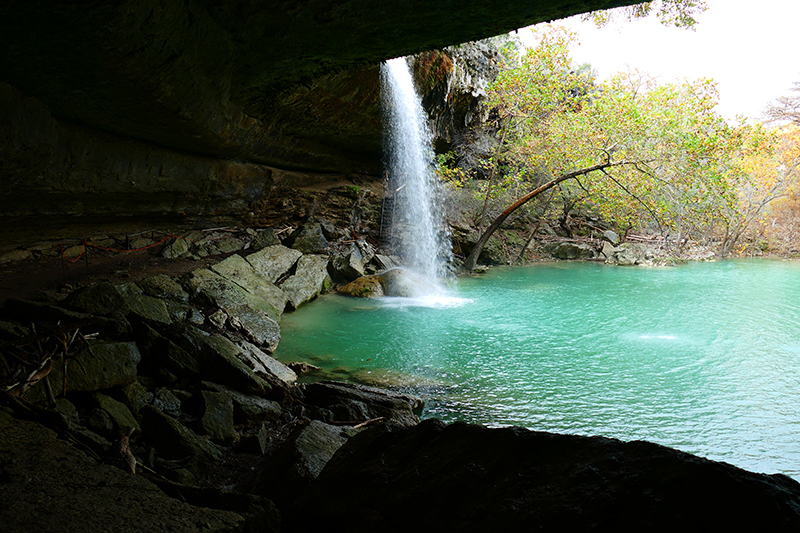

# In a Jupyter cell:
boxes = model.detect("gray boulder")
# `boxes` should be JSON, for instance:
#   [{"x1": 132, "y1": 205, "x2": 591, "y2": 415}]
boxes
[
  {"x1": 602, "y1": 229, "x2": 621, "y2": 245},
  {"x1": 548, "y1": 242, "x2": 596, "y2": 260},
  {"x1": 204, "y1": 382, "x2": 282, "y2": 425},
  {"x1": 287, "y1": 223, "x2": 329, "y2": 254},
  {"x1": 245, "y1": 245, "x2": 302, "y2": 283},
  {"x1": 136, "y1": 324, "x2": 202, "y2": 379},
  {"x1": 168, "y1": 325, "x2": 272, "y2": 395},
  {"x1": 601, "y1": 241, "x2": 617, "y2": 259},
  {"x1": 199, "y1": 391, "x2": 237, "y2": 445},
  {"x1": 64, "y1": 282, "x2": 130, "y2": 316},
  {"x1": 183, "y1": 268, "x2": 282, "y2": 349},
  {"x1": 114, "y1": 381, "x2": 153, "y2": 415},
  {"x1": 124, "y1": 293, "x2": 173, "y2": 326},
  {"x1": 611, "y1": 243, "x2": 649, "y2": 266},
  {"x1": 89, "y1": 392, "x2": 141, "y2": 435},
  {"x1": 300, "y1": 380, "x2": 422, "y2": 427},
  {"x1": 138, "y1": 274, "x2": 190, "y2": 303},
  {"x1": 371, "y1": 254, "x2": 398, "y2": 271},
  {"x1": 329, "y1": 244, "x2": 367, "y2": 282},
  {"x1": 210, "y1": 254, "x2": 289, "y2": 318},
  {"x1": 250, "y1": 229, "x2": 280, "y2": 251},
  {"x1": 279, "y1": 254, "x2": 332, "y2": 310},
  {"x1": 232, "y1": 338, "x2": 297, "y2": 387},
  {"x1": 45, "y1": 341, "x2": 141, "y2": 394}
]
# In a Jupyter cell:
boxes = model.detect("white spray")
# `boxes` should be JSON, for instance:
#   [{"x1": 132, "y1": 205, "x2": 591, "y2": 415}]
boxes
[{"x1": 380, "y1": 57, "x2": 452, "y2": 294}]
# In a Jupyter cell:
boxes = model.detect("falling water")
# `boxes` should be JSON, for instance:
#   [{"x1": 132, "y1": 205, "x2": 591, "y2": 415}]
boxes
[{"x1": 380, "y1": 57, "x2": 452, "y2": 293}]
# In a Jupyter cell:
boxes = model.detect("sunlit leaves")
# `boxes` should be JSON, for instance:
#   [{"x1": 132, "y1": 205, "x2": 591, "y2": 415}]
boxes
[{"x1": 482, "y1": 24, "x2": 758, "y2": 248}]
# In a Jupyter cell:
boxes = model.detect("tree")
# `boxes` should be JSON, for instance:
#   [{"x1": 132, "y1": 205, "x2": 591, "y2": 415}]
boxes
[
  {"x1": 766, "y1": 81, "x2": 800, "y2": 125},
  {"x1": 748, "y1": 124, "x2": 800, "y2": 254},
  {"x1": 460, "y1": 24, "x2": 752, "y2": 271},
  {"x1": 584, "y1": 0, "x2": 709, "y2": 29}
]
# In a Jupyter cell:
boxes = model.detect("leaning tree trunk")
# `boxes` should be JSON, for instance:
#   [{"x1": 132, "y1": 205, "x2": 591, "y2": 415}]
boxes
[{"x1": 461, "y1": 161, "x2": 615, "y2": 272}]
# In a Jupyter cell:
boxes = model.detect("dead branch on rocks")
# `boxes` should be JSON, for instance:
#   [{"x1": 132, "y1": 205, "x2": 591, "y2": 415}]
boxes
[{"x1": 0, "y1": 319, "x2": 96, "y2": 409}]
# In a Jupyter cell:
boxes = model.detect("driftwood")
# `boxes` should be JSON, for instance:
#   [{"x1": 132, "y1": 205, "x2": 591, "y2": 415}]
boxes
[
  {"x1": 327, "y1": 417, "x2": 386, "y2": 429},
  {"x1": 0, "y1": 320, "x2": 94, "y2": 404}
]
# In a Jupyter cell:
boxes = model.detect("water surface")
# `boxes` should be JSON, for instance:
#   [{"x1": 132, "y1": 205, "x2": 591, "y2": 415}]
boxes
[{"x1": 275, "y1": 260, "x2": 800, "y2": 478}]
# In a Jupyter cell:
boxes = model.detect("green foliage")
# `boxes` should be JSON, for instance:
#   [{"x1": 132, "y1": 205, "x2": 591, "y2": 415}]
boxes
[
  {"x1": 435, "y1": 151, "x2": 469, "y2": 187},
  {"x1": 584, "y1": 1, "x2": 709, "y2": 29},
  {"x1": 478, "y1": 24, "x2": 765, "y2": 248}
]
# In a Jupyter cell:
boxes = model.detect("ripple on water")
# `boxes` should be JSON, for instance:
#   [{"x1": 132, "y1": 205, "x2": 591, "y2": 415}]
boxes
[{"x1": 275, "y1": 260, "x2": 800, "y2": 480}]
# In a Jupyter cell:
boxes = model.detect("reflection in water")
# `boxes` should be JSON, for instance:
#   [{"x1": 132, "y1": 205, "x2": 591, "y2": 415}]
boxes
[{"x1": 275, "y1": 260, "x2": 800, "y2": 479}]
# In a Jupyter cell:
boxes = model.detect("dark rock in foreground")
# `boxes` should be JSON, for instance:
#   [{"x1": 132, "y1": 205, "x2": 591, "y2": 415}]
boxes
[
  {"x1": 0, "y1": 411, "x2": 247, "y2": 533},
  {"x1": 293, "y1": 419, "x2": 800, "y2": 532}
]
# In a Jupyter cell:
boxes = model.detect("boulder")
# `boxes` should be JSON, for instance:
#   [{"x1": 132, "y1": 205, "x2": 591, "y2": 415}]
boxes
[
  {"x1": 89, "y1": 392, "x2": 141, "y2": 436},
  {"x1": 153, "y1": 388, "x2": 182, "y2": 418},
  {"x1": 601, "y1": 241, "x2": 617, "y2": 259},
  {"x1": 548, "y1": 242, "x2": 596, "y2": 260},
  {"x1": 286, "y1": 223, "x2": 329, "y2": 254},
  {"x1": 371, "y1": 253, "x2": 398, "y2": 271},
  {"x1": 250, "y1": 420, "x2": 360, "y2": 507},
  {"x1": 124, "y1": 293, "x2": 173, "y2": 326},
  {"x1": 43, "y1": 341, "x2": 141, "y2": 394},
  {"x1": 293, "y1": 419, "x2": 800, "y2": 532},
  {"x1": 240, "y1": 423, "x2": 270, "y2": 455},
  {"x1": 602, "y1": 229, "x2": 621, "y2": 245},
  {"x1": 138, "y1": 274, "x2": 190, "y2": 303},
  {"x1": 245, "y1": 245, "x2": 302, "y2": 283},
  {"x1": 279, "y1": 254, "x2": 332, "y2": 310},
  {"x1": 183, "y1": 268, "x2": 282, "y2": 349},
  {"x1": 140, "y1": 405, "x2": 223, "y2": 479},
  {"x1": 232, "y1": 338, "x2": 297, "y2": 387},
  {"x1": 300, "y1": 380, "x2": 422, "y2": 427},
  {"x1": 161, "y1": 236, "x2": 191, "y2": 258},
  {"x1": 379, "y1": 267, "x2": 437, "y2": 297},
  {"x1": 612, "y1": 242, "x2": 649, "y2": 266},
  {"x1": 337, "y1": 268, "x2": 437, "y2": 298},
  {"x1": 195, "y1": 236, "x2": 246, "y2": 257},
  {"x1": 136, "y1": 324, "x2": 202, "y2": 379},
  {"x1": 250, "y1": 229, "x2": 280, "y2": 251},
  {"x1": 204, "y1": 382, "x2": 282, "y2": 426},
  {"x1": 63, "y1": 282, "x2": 130, "y2": 316},
  {"x1": 337, "y1": 275, "x2": 384, "y2": 298},
  {"x1": 199, "y1": 391, "x2": 237, "y2": 445},
  {"x1": 113, "y1": 381, "x2": 152, "y2": 415},
  {"x1": 210, "y1": 254, "x2": 289, "y2": 318},
  {"x1": 168, "y1": 325, "x2": 272, "y2": 395},
  {"x1": 329, "y1": 244, "x2": 367, "y2": 282}
]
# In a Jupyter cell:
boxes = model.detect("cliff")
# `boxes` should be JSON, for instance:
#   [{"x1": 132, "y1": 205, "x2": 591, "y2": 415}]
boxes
[{"x1": 0, "y1": 0, "x2": 638, "y2": 245}]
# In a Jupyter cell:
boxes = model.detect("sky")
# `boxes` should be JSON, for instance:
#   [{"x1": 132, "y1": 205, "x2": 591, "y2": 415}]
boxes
[{"x1": 520, "y1": 0, "x2": 800, "y2": 121}]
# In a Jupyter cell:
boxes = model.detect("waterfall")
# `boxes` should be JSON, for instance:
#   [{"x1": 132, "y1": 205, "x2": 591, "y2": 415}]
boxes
[{"x1": 380, "y1": 57, "x2": 452, "y2": 294}]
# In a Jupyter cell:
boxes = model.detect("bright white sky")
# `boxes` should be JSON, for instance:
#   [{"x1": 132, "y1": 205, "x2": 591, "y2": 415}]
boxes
[{"x1": 520, "y1": 0, "x2": 800, "y2": 121}]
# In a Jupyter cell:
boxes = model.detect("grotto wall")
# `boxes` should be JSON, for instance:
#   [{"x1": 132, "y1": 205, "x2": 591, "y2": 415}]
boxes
[{"x1": 0, "y1": 0, "x2": 638, "y2": 244}]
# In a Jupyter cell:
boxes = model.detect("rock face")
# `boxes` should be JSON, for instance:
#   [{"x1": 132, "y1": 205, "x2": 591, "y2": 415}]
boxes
[
  {"x1": 293, "y1": 419, "x2": 800, "y2": 532},
  {"x1": 0, "y1": 411, "x2": 246, "y2": 532},
  {"x1": 0, "y1": 0, "x2": 638, "y2": 244}
]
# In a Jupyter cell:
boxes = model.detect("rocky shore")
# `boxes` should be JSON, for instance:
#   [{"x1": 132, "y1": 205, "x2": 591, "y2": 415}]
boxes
[{"x1": 0, "y1": 224, "x2": 424, "y2": 532}]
